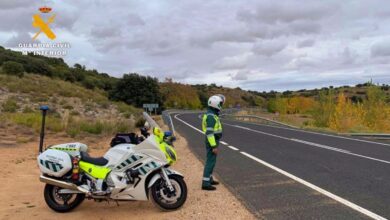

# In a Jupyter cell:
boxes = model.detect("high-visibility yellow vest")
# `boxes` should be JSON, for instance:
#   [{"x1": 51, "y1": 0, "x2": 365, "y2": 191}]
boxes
[{"x1": 202, "y1": 113, "x2": 222, "y2": 147}]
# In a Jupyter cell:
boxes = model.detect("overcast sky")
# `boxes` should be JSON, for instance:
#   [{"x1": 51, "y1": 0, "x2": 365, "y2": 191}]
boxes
[{"x1": 1, "y1": 0, "x2": 390, "y2": 91}]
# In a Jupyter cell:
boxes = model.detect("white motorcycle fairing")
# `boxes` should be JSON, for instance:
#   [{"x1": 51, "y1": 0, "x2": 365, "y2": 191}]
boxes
[{"x1": 101, "y1": 135, "x2": 180, "y2": 200}]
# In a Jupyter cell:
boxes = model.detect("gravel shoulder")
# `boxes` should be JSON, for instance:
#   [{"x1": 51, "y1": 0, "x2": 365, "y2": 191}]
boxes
[{"x1": 0, "y1": 130, "x2": 256, "y2": 220}]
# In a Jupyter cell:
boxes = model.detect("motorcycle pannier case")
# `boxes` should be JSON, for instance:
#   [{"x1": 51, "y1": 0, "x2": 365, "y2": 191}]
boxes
[{"x1": 37, "y1": 149, "x2": 72, "y2": 177}]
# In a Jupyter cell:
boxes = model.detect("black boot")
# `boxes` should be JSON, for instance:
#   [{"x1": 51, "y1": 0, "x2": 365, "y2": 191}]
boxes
[
  {"x1": 211, "y1": 180, "x2": 219, "y2": 185},
  {"x1": 202, "y1": 185, "x2": 216, "y2": 191}
]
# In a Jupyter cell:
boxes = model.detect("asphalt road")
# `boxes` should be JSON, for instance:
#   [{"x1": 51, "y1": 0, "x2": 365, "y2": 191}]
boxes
[{"x1": 170, "y1": 112, "x2": 390, "y2": 220}]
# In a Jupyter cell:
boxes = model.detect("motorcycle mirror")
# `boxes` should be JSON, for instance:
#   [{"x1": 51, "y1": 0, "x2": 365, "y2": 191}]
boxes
[{"x1": 144, "y1": 121, "x2": 151, "y2": 130}]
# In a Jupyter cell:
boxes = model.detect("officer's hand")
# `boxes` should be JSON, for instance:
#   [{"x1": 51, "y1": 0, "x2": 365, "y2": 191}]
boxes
[{"x1": 212, "y1": 148, "x2": 218, "y2": 154}]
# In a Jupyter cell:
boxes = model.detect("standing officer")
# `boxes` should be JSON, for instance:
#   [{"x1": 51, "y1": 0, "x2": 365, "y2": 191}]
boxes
[{"x1": 202, "y1": 94, "x2": 225, "y2": 190}]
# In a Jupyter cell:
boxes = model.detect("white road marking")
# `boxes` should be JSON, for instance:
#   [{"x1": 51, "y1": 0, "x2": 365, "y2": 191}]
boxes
[
  {"x1": 227, "y1": 145, "x2": 239, "y2": 151},
  {"x1": 225, "y1": 123, "x2": 291, "y2": 141},
  {"x1": 174, "y1": 114, "x2": 204, "y2": 134},
  {"x1": 224, "y1": 118, "x2": 390, "y2": 147},
  {"x1": 225, "y1": 122, "x2": 390, "y2": 165},
  {"x1": 234, "y1": 125, "x2": 251, "y2": 130},
  {"x1": 174, "y1": 114, "x2": 235, "y2": 151},
  {"x1": 291, "y1": 139, "x2": 351, "y2": 153},
  {"x1": 174, "y1": 114, "x2": 387, "y2": 219},
  {"x1": 240, "y1": 151, "x2": 387, "y2": 220}
]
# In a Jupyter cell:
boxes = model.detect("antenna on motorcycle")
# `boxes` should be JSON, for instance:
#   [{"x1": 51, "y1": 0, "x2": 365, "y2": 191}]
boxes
[{"x1": 39, "y1": 105, "x2": 49, "y2": 154}]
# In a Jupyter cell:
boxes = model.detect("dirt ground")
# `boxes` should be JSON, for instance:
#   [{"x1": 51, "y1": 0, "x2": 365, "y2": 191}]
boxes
[{"x1": 0, "y1": 128, "x2": 256, "y2": 220}]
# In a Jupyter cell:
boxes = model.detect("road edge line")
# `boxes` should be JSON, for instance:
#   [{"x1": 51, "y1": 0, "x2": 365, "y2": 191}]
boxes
[
  {"x1": 240, "y1": 151, "x2": 387, "y2": 220},
  {"x1": 227, "y1": 145, "x2": 239, "y2": 151}
]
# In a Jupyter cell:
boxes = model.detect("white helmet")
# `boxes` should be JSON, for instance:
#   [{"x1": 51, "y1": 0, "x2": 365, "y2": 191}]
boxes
[
  {"x1": 208, "y1": 95, "x2": 225, "y2": 110},
  {"x1": 216, "y1": 94, "x2": 226, "y2": 104}
]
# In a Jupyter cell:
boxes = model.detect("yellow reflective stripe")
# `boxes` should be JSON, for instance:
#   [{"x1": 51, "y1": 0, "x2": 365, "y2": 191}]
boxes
[
  {"x1": 213, "y1": 115, "x2": 222, "y2": 132},
  {"x1": 207, "y1": 134, "x2": 216, "y2": 147},
  {"x1": 202, "y1": 114, "x2": 207, "y2": 132}
]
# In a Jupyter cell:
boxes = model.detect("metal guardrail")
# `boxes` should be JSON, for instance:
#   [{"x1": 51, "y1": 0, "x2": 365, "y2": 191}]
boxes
[
  {"x1": 221, "y1": 114, "x2": 298, "y2": 129},
  {"x1": 341, "y1": 133, "x2": 390, "y2": 139}
]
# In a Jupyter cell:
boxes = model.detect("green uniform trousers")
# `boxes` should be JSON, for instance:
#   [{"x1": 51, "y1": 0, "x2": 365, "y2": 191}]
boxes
[{"x1": 202, "y1": 140, "x2": 218, "y2": 186}]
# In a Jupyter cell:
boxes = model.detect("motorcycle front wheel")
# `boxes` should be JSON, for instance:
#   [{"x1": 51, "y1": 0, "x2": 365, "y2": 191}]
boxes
[
  {"x1": 43, "y1": 184, "x2": 85, "y2": 213},
  {"x1": 149, "y1": 175, "x2": 187, "y2": 211}
]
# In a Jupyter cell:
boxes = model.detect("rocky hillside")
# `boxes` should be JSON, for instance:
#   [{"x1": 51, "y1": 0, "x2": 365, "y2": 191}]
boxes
[{"x1": 0, "y1": 73, "x2": 141, "y2": 147}]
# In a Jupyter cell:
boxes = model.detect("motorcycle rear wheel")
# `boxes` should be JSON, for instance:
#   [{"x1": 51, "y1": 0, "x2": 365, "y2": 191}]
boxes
[
  {"x1": 44, "y1": 184, "x2": 85, "y2": 213},
  {"x1": 149, "y1": 175, "x2": 187, "y2": 211}
]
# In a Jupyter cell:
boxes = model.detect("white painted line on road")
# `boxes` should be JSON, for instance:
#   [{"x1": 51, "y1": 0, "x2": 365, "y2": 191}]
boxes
[
  {"x1": 240, "y1": 151, "x2": 387, "y2": 220},
  {"x1": 346, "y1": 152, "x2": 390, "y2": 165},
  {"x1": 175, "y1": 114, "x2": 237, "y2": 151},
  {"x1": 226, "y1": 123, "x2": 390, "y2": 165},
  {"x1": 224, "y1": 118, "x2": 390, "y2": 147},
  {"x1": 291, "y1": 139, "x2": 351, "y2": 153},
  {"x1": 174, "y1": 114, "x2": 387, "y2": 219},
  {"x1": 227, "y1": 145, "x2": 239, "y2": 151},
  {"x1": 174, "y1": 114, "x2": 204, "y2": 134},
  {"x1": 225, "y1": 123, "x2": 291, "y2": 141},
  {"x1": 234, "y1": 125, "x2": 251, "y2": 130}
]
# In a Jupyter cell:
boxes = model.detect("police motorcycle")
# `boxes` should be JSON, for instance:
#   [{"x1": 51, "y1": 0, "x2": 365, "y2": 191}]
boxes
[{"x1": 37, "y1": 106, "x2": 187, "y2": 212}]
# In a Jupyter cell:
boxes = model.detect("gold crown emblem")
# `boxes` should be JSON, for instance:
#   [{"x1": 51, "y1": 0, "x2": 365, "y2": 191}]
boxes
[{"x1": 39, "y1": 6, "x2": 52, "y2": 13}]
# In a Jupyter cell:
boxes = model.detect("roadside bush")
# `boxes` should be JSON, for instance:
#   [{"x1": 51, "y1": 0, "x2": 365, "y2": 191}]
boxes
[
  {"x1": 329, "y1": 93, "x2": 365, "y2": 132},
  {"x1": 66, "y1": 117, "x2": 134, "y2": 137},
  {"x1": 79, "y1": 121, "x2": 104, "y2": 134},
  {"x1": 8, "y1": 113, "x2": 63, "y2": 132},
  {"x1": 364, "y1": 86, "x2": 388, "y2": 131},
  {"x1": 2, "y1": 97, "x2": 19, "y2": 112},
  {"x1": 135, "y1": 118, "x2": 146, "y2": 128},
  {"x1": 311, "y1": 89, "x2": 335, "y2": 127},
  {"x1": 63, "y1": 104, "x2": 74, "y2": 110},
  {"x1": 22, "y1": 106, "x2": 34, "y2": 113},
  {"x1": 2, "y1": 61, "x2": 24, "y2": 77}
]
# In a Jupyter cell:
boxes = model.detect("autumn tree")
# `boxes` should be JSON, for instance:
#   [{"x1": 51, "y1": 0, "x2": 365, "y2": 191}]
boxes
[
  {"x1": 329, "y1": 93, "x2": 364, "y2": 132},
  {"x1": 160, "y1": 82, "x2": 202, "y2": 109}
]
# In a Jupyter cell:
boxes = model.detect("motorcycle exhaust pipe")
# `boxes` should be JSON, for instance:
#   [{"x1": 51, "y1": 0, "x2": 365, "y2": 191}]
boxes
[{"x1": 39, "y1": 175, "x2": 89, "y2": 194}]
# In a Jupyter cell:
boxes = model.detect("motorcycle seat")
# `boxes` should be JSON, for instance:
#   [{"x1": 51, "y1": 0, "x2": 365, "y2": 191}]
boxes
[{"x1": 80, "y1": 151, "x2": 108, "y2": 166}]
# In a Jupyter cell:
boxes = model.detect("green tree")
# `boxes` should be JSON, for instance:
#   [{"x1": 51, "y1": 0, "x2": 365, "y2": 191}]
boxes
[
  {"x1": 2, "y1": 61, "x2": 24, "y2": 77},
  {"x1": 82, "y1": 77, "x2": 96, "y2": 89},
  {"x1": 109, "y1": 73, "x2": 162, "y2": 108}
]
